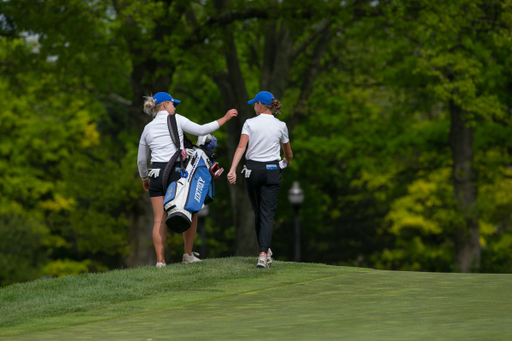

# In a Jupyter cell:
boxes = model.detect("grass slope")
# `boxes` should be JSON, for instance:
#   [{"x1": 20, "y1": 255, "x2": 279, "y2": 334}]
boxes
[{"x1": 1, "y1": 257, "x2": 511, "y2": 340}]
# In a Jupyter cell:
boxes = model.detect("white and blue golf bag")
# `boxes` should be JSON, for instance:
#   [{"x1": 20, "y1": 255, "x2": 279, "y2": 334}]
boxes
[{"x1": 161, "y1": 115, "x2": 222, "y2": 233}]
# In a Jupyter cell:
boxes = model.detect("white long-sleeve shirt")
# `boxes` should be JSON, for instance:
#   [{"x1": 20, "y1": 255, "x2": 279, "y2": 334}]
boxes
[{"x1": 137, "y1": 111, "x2": 219, "y2": 179}]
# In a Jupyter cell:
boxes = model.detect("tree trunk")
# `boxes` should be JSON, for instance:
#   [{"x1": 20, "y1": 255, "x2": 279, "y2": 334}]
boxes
[
  {"x1": 287, "y1": 25, "x2": 331, "y2": 133},
  {"x1": 215, "y1": 72, "x2": 258, "y2": 256},
  {"x1": 124, "y1": 193, "x2": 156, "y2": 267},
  {"x1": 260, "y1": 22, "x2": 294, "y2": 98},
  {"x1": 216, "y1": 28, "x2": 260, "y2": 256},
  {"x1": 121, "y1": 78, "x2": 163, "y2": 266},
  {"x1": 449, "y1": 101, "x2": 480, "y2": 272},
  {"x1": 215, "y1": 15, "x2": 333, "y2": 255},
  {"x1": 112, "y1": 0, "x2": 180, "y2": 267}
]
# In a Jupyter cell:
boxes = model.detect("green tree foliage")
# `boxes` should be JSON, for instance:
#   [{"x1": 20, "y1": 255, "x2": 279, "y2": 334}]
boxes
[
  {"x1": 271, "y1": 0, "x2": 512, "y2": 272},
  {"x1": 2, "y1": 0, "x2": 512, "y2": 286},
  {"x1": 0, "y1": 214, "x2": 48, "y2": 286},
  {"x1": 0, "y1": 36, "x2": 110, "y2": 282},
  {"x1": 372, "y1": 0, "x2": 512, "y2": 272}
]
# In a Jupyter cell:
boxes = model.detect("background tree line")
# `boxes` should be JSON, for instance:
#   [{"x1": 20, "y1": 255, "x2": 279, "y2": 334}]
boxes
[{"x1": 1, "y1": 0, "x2": 511, "y2": 286}]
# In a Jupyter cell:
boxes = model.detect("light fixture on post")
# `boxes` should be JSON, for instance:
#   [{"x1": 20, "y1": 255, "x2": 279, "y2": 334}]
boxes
[
  {"x1": 197, "y1": 205, "x2": 209, "y2": 258},
  {"x1": 288, "y1": 181, "x2": 304, "y2": 262}
]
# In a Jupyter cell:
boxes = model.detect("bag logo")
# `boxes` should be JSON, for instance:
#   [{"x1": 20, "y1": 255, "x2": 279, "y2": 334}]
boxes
[
  {"x1": 166, "y1": 185, "x2": 175, "y2": 198},
  {"x1": 194, "y1": 177, "x2": 206, "y2": 203}
]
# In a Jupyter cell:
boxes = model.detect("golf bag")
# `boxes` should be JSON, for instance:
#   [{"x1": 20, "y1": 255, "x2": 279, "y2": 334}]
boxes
[{"x1": 161, "y1": 115, "x2": 223, "y2": 233}]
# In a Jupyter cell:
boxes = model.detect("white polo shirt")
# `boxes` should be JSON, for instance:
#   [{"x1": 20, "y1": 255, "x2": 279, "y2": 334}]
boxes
[
  {"x1": 137, "y1": 111, "x2": 219, "y2": 178},
  {"x1": 242, "y1": 113, "x2": 289, "y2": 162}
]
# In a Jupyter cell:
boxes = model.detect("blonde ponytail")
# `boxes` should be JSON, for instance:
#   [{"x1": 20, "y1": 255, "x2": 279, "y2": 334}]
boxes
[{"x1": 143, "y1": 96, "x2": 157, "y2": 117}]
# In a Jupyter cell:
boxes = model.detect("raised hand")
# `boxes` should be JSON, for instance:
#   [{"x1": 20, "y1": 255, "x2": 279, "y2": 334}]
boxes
[
  {"x1": 217, "y1": 109, "x2": 239, "y2": 128},
  {"x1": 225, "y1": 109, "x2": 238, "y2": 120}
]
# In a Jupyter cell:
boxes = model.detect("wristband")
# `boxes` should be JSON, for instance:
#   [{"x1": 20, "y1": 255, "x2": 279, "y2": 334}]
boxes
[{"x1": 142, "y1": 177, "x2": 149, "y2": 182}]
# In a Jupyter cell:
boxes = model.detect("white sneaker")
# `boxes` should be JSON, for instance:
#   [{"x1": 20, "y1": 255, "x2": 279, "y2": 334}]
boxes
[
  {"x1": 257, "y1": 253, "x2": 268, "y2": 268},
  {"x1": 156, "y1": 262, "x2": 166, "y2": 268},
  {"x1": 182, "y1": 252, "x2": 202, "y2": 264},
  {"x1": 267, "y1": 248, "x2": 273, "y2": 265}
]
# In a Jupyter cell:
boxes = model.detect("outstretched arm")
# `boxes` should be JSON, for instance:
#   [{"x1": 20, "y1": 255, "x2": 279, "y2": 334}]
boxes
[
  {"x1": 227, "y1": 134, "x2": 249, "y2": 185},
  {"x1": 180, "y1": 109, "x2": 238, "y2": 136}
]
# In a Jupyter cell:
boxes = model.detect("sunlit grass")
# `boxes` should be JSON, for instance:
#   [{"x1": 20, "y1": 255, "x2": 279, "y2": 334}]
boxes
[{"x1": 1, "y1": 257, "x2": 511, "y2": 340}]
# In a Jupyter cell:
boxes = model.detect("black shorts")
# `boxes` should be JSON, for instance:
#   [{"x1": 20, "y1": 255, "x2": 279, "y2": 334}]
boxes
[{"x1": 149, "y1": 162, "x2": 182, "y2": 197}]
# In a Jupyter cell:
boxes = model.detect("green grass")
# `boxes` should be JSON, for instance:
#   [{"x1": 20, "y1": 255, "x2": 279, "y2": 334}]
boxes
[{"x1": 1, "y1": 257, "x2": 511, "y2": 340}]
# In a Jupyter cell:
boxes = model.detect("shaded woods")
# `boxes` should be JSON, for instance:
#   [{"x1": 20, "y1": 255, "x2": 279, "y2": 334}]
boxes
[{"x1": 1, "y1": 0, "x2": 512, "y2": 285}]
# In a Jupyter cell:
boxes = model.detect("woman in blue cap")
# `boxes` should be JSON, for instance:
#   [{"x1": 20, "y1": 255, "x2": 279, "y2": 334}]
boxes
[
  {"x1": 138, "y1": 92, "x2": 237, "y2": 267},
  {"x1": 227, "y1": 91, "x2": 293, "y2": 268}
]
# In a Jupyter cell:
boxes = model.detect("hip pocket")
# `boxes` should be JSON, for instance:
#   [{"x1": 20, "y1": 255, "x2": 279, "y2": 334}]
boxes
[{"x1": 266, "y1": 164, "x2": 281, "y2": 185}]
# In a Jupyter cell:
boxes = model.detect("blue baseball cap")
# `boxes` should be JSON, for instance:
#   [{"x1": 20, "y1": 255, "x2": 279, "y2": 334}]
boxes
[
  {"x1": 153, "y1": 92, "x2": 180, "y2": 106},
  {"x1": 248, "y1": 91, "x2": 274, "y2": 105}
]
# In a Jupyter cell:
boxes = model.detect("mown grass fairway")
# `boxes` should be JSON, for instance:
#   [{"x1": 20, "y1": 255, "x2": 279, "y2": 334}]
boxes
[{"x1": 1, "y1": 258, "x2": 511, "y2": 340}]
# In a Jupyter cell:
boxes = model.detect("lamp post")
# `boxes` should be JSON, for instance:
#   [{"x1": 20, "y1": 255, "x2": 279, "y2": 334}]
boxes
[
  {"x1": 198, "y1": 206, "x2": 209, "y2": 258},
  {"x1": 288, "y1": 181, "x2": 304, "y2": 262}
]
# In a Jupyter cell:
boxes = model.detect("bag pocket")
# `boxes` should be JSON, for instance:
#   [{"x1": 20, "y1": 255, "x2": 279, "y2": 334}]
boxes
[{"x1": 184, "y1": 156, "x2": 212, "y2": 213}]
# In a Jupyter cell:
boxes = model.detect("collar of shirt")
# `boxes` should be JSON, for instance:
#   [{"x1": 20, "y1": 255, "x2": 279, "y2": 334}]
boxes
[{"x1": 155, "y1": 111, "x2": 168, "y2": 118}]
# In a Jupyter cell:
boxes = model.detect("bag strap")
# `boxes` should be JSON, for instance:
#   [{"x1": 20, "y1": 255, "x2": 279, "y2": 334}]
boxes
[
  {"x1": 161, "y1": 150, "x2": 181, "y2": 191},
  {"x1": 167, "y1": 114, "x2": 184, "y2": 172},
  {"x1": 167, "y1": 114, "x2": 180, "y2": 149}
]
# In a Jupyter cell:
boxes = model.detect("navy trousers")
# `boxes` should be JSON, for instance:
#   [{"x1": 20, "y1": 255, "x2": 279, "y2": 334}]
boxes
[{"x1": 245, "y1": 160, "x2": 282, "y2": 253}]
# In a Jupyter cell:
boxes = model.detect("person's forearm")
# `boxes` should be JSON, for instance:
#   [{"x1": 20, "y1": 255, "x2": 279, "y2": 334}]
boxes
[
  {"x1": 137, "y1": 144, "x2": 149, "y2": 180},
  {"x1": 230, "y1": 146, "x2": 246, "y2": 172},
  {"x1": 284, "y1": 152, "x2": 293, "y2": 163},
  {"x1": 182, "y1": 119, "x2": 219, "y2": 136},
  {"x1": 216, "y1": 109, "x2": 237, "y2": 128},
  {"x1": 216, "y1": 116, "x2": 228, "y2": 128},
  {"x1": 282, "y1": 142, "x2": 293, "y2": 166}
]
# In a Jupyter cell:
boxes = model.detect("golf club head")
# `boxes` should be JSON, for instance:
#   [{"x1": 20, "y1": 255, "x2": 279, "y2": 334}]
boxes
[{"x1": 212, "y1": 167, "x2": 224, "y2": 181}]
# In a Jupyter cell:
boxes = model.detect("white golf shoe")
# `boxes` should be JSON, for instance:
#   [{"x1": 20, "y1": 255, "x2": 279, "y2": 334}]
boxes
[
  {"x1": 257, "y1": 253, "x2": 268, "y2": 268},
  {"x1": 267, "y1": 248, "x2": 273, "y2": 265},
  {"x1": 182, "y1": 252, "x2": 202, "y2": 264}
]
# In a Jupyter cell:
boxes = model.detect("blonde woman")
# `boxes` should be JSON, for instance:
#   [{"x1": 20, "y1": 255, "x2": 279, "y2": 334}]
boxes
[
  {"x1": 227, "y1": 91, "x2": 293, "y2": 268},
  {"x1": 138, "y1": 92, "x2": 237, "y2": 267}
]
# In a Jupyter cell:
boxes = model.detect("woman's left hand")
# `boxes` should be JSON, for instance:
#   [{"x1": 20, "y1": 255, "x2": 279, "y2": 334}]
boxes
[
  {"x1": 227, "y1": 170, "x2": 236, "y2": 184},
  {"x1": 143, "y1": 179, "x2": 150, "y2": 191}
]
